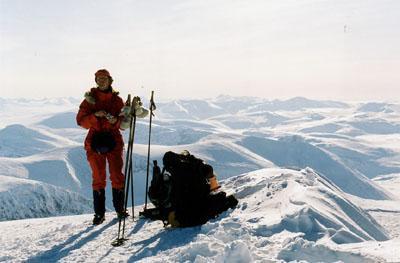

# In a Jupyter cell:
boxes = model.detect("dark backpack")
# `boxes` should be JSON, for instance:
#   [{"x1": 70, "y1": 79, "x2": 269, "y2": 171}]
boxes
[
  {"x1": 147, "y1": 151, "x2": 238, "y2": 227},
  {"x1": 163, "y1": 151, "x2": 213, "y2": 226},
  {"x1": 148, "y1": 160, "x2": 172, "y2": 209}
]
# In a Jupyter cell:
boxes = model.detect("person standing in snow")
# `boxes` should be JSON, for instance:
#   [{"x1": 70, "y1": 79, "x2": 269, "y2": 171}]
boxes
[{"x1": 76, "y1": 69, "x2": 147, "y2": 225}]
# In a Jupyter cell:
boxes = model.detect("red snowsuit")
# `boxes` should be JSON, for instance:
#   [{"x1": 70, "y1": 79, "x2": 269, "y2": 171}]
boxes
[{"x1": 76, "y1": 87, "x2": 125, "y2": 191}]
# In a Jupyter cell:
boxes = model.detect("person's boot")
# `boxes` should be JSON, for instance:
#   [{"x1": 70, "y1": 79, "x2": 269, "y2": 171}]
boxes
[
  {"x1": 93, "y1": 189, "x2": 106, "y2": 225},
  {"x1": 112, "y1": 188, "x2": 128, "y2": 219}
]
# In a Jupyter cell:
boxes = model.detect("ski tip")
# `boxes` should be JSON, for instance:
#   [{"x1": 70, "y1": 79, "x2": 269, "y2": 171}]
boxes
[{"x1": 111, "y1": 238, "x2": 128, "y2": 247}]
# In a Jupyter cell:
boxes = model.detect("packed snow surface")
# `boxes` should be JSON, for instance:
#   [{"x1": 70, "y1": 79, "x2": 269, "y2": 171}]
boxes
[{"x1": 0, "y1": 167, "x2": 397, "y2": 262}]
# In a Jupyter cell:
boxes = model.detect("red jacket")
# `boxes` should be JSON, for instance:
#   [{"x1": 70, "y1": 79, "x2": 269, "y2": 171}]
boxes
[{"x1": 76, "y1": 87, "x2": 125, "y2": 151}]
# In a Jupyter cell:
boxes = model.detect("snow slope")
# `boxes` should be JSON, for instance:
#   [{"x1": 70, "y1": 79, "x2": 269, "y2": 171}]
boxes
[
  {"x1": 1, "y1": 95, "x2": 400, "y2": 261},
  {"x1": 0, "y1": 175, "x2": 91, "y2": 221},
  {"x1": 1, "y1": 96, "x2": 399, "y2": 220},
  {"x1": 0, "y1": 167, "x2": 395, "y2": 262},
  {"x1": 238, "y1": 135, "x2": 391, "y2": 200},
  {"x1": 0, "y1": 124, "x2": 57, "y2": 157}
]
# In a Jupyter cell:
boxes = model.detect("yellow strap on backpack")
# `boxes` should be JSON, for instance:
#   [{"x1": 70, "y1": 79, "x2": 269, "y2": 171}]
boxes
[{"x1": 209, "y1": 175, "x2": 220, "y2": 192}]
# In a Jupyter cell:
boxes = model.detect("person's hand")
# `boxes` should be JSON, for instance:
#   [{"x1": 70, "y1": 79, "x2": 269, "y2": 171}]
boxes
[
  {"x1": 94, "y1": 110, "x2": 107, "y2": 118},
  {"x1": 108, "y1": 116, "x2": 118, "y2": 124},
  {"x1": 119, "y1": 105, "x2": 132, "y2": 117}
]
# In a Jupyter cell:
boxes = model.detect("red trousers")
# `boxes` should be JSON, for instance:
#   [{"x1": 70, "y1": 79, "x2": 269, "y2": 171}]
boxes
[{"x1": 86, "y1": 147, "x2": 125, "y2": 191}]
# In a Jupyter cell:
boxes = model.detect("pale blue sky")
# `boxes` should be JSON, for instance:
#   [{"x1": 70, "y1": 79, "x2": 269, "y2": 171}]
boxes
[{"x1": 1, "y1": 0, "x2": 399, "y2": 100}]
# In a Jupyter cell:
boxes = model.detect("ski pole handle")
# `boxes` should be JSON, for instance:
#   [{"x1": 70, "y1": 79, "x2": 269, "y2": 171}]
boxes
[{"x1": 150, "y1": 91, "x2": 156, "y2": 113}]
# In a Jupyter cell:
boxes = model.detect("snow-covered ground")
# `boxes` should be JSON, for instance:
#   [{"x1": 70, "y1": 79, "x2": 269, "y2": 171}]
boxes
[
  {"x1": 1, "y1": 96, "x2": 400, "y2": 262},
  {"x1": 0, "y1": 167, "x2": 398, "y2": 262}
]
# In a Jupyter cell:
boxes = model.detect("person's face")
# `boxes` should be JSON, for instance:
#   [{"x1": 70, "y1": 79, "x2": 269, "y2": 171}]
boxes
[{"x1": 96, "y1": 76, "x2": 111, "y2": 90}]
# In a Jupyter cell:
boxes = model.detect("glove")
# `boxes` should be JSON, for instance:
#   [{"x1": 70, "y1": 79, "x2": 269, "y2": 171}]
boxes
[
  {"x1": 120, "y1": 117, "x2": 131, "y2": 129},
  {"x1": 119, "y1": 105, "x2": 132, "y2": 117},
  {"x1": 131, "y1": 96, "x2": 149, "y2": 118},
  {"x1": 135, "y1": 107, "x2": 149, "y2": 118}
]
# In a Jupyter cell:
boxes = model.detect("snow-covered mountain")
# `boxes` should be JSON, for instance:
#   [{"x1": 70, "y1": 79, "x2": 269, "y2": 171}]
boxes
[
  {"x1": 0, "y1": 124, "x2": 57, "y2": 157},
  {"x1": 0, "y1": 167, "x2": 398, "y2": 262},
  {"x1": 1, "y1": 95, "x2": 400, "y2": 261},
  {"x1": 1, "y1": 96, "x2": 399, "y2": 220},
  {"x1": 0, "y1": 175, "x2": 91, "y2": 220},
  {"x1": 155, "y1": 96, "x2": 349, "y2": 120}
]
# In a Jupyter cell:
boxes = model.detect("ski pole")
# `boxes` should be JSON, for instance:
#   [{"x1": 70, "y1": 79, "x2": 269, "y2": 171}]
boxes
[
  {"x1": 113, "y1": 95, "x2": 135, "y2": 246},
  {"x1": 120, "y1": 107, "x2": 137, "y2": 240},
  {"x1": 144, "y1": 91, "x2": 156, "y2": 210},
  {"x1": 119, "y1": 95, "x2": 133, "y2": 231},
  {"x1": 130, "y1": 110, "x2": 137, "y2": 219}
]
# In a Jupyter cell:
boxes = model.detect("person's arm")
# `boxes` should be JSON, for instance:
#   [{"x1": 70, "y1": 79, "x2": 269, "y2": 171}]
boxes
[
  {"x1": 103, "y1": 96, "x2": 126, "y2": 130},
  {"x1": 76, "y1": 100, "x2": 99, "y2": 129}
]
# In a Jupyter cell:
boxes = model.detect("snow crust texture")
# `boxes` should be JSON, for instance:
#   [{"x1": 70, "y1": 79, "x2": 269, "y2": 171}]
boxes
[{"x1": 0, "y1": 168, "x2": 393, "y2": 262}]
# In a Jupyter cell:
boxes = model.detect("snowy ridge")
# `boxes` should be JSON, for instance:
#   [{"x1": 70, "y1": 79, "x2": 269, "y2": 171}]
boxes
[
  {"x1": 0, "y1": 167, "x2": 392, "y2": 262},
  {"x1": 0, "y1": 132, "x2": 277, "y2": 218},
  {"x1": 0, "y1": 124, "x2": 56, "y2": 157},
  {"x1": 238, "y1": 135, "x2": 392, "y2": 200},
  {"x1": 226, "y1": 168, "x2": 388, "y2": 244},
  {"x1": 1, "y1": 96, "x2": 399, "y2": 220},
  {"x1": 0, "y1": 175, "x2": 91, "y2": 221}
]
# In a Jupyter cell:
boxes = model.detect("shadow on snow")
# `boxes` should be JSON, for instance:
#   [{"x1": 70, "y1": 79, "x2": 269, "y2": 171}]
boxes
[{"x1": 26, "y1": 219, "x2": 118, "y2": 263}]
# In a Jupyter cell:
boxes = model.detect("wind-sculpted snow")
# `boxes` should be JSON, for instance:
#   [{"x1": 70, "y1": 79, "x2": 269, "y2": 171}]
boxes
[
  {"x1": 226, "y1": 168, "x2": 389, "y2": 242},
  {"x1": 0, "y1": 168, "x2": 390, "y2": 262},
  {"x1": 0, "y1": 175, "x2": 91, "y2": 221},
  {"x1": 277, "y1": 237, "x2": 372, "y2": 263},
  {"x1": 238, "y1": 135, "x2": 391, "y2": 200}
]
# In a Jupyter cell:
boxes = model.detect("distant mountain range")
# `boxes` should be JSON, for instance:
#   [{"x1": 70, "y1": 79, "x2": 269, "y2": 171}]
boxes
[{"x1": 1, "y1": 96, "x2": 399, "y2": 220}]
